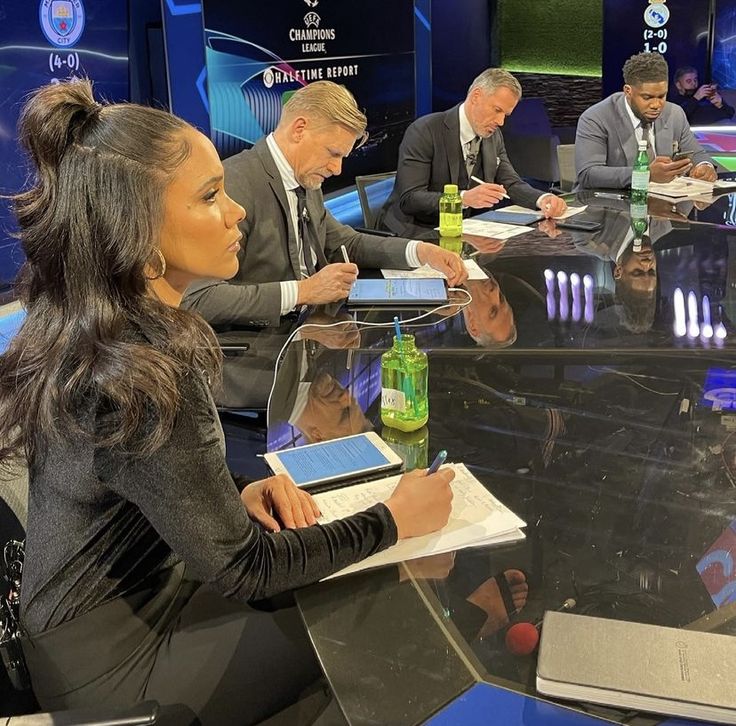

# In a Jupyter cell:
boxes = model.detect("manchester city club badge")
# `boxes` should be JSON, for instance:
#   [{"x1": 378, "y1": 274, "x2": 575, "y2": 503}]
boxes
[{"x1": 39, "y1": 0, "x2": 86, "y2": 48}]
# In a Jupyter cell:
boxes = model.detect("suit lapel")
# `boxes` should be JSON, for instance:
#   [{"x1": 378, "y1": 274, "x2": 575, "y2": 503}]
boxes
[
  {"x1": 480, "y1": 133, "x2": 498, "y2": 180},
  {"x1": 443, "y1": 106, "x2": 462, "y2": 186},
  {"x1": 305, "y1": 191, "x2": 328, "y2": 269},
  {"x1": 255, "y1": 139, "x2": 302, "y2": 279},
  {"x1": 654, "y1": 105, "x2": 673, "y2": 158},
  {"x1": 613, "y1": 94, "x2": 638, "y2": 167}
]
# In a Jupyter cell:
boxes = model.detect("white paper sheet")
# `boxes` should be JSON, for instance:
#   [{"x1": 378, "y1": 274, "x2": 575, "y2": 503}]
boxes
[
  {"x1": 460, "y1": 219, "x2": 534, "y2": 239},
  {"x1": 381, "y1": 258, "x2": 488, "y2": 280},
  {"x1": 315, "y1": 463, "x2": 526, "y2": 580},
  {"x1": 500, "y1": 204, "x2": 588, "y2": 219},
  {"x1": 648, "y1": 178, "x2": 714, "y2": 199}
]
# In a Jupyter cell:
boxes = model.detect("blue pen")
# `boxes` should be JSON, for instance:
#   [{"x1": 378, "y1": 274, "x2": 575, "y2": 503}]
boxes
[{"x1": 427, "y1": 449, "x2": 447, "y2": 474}]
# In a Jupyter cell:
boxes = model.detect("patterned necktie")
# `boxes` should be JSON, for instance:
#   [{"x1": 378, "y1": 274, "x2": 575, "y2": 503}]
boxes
[
  {"x1": 465, "y1": 135, "x2": 481, "y2": 179},
  {"x1": 293, "y1": 185, "x2": 316, "y2": 277},
  {"x1": 640, "y1": 122, "x2": 655, "y2": 163}
]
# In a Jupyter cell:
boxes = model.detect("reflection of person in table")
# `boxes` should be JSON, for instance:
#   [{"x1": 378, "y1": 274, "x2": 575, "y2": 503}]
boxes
[
  {"x1": 291, "y1": 369, "x2": 372, "y2": 444},
  {"x1": 462, "y1": 274, "x2": 516, "y2": 348},
  {"x1": 613, "y1": 237, "x2": 657, "y2": 334}
]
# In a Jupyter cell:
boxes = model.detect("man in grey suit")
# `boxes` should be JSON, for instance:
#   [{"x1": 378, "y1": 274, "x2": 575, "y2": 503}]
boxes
[
  {"x1": 183, "y1": 81, "x2": 466, "y2": 329},
  {"x1": 381, "y1": 68, "x2": 567, "y2": 238},
  {"x1": 575, "y1": 52, "x2": 717, "y2": 190}
]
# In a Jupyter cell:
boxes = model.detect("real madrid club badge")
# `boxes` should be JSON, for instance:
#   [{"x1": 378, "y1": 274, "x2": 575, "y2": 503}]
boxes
[{"x1": 644, "y1": 1, "x2": 670, "y2": 30}]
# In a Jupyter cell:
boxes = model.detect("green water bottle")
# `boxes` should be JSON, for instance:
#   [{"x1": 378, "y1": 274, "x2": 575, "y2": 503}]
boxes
[
  {"x1": 439, "y1": 235, "x2": 463, "y2": 255},
  {"x1": 382, "y1": 425, "x2": 429, "y2": 471},
  {"x1": 439, "y1": 184, "x2": 462, "y2": 237},
  {"x1": 380, "y1": 334, "x2": 428, "y2": 432},
  {"x1": 631, "y1": 140, "x2": 650, "y2": 204},
  {"x1": 630, "y1": 200, "x2": 649, "y2": 252}
]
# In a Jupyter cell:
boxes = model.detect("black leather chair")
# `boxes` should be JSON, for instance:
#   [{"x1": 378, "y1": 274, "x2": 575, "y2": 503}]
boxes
[{"x1": 1, "y1": 464, "x2": 160, "y2": 725}]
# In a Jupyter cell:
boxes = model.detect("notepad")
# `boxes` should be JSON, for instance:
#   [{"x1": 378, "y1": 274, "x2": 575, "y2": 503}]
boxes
[
  {"x1": 315, "y1": 463, "x2": 526, "y2": 580},
  {"x1": 537, "y1": 612, "x2": 736, "y2": 724}
]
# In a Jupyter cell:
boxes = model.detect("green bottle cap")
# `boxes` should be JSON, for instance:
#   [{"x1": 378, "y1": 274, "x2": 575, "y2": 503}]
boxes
[{"x1": 443, "y1": 184, "x2": 459, "y2": 194}]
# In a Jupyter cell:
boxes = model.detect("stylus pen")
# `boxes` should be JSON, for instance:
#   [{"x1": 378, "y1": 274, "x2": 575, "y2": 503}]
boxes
[
  {"x1": 593, "y1": 192, "x2": 626, "y2": 200},
  {"x1": 427, "y1": 449, "x2": 448, "y2": 474},
  {"x1": 340, "y1": 244, "x2": 350, "y2": 264},
  {"x1": 470, "y1": 175, "x2": 510, "y2": 200}
]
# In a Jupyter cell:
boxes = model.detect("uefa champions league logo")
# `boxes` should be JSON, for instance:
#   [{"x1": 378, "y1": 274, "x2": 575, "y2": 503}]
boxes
[{"x1": 39, "y1": 0, "x2": 85, "y2": 48}]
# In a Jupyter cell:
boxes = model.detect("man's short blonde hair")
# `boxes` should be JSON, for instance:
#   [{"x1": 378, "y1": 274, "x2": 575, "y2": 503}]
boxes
[{"x1": 280, "y1": 81, "x2": 368, "y2": 143}]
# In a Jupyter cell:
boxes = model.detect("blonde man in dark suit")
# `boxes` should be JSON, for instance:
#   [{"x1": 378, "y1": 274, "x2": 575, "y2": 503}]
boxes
[{"x1": 184, "y1": 81, "x2": 466, "y2": 328}]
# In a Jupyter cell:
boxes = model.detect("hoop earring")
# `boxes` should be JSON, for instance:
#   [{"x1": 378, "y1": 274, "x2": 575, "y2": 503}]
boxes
[{"x1": 145, "y1": 248, "x2": 167, "y2": 280}]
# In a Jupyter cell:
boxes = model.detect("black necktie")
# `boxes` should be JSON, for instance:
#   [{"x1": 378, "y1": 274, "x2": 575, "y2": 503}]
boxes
[
  {"x1": 293, "y1": 185, "x2": 316, "y2": 277},
  {"x1": 640, "y1": 122, "x2": 655, "y2": 163},
  {"x1": 465, "y1": 135, "x2": 480, "y2": 179}
]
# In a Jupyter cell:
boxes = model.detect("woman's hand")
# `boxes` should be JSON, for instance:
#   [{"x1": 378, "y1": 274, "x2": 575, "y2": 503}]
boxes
[
  {"x1": 384, "y1": 467, "x2": 455, "y2": 539},
  {"x1": 241, "y1": 474, "x2": 320, "y2": 532}
]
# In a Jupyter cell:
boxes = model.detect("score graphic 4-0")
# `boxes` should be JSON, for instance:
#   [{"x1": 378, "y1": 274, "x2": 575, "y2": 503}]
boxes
[{"x1": 39, "y1": 0, "x2": 86, "y2": 78}]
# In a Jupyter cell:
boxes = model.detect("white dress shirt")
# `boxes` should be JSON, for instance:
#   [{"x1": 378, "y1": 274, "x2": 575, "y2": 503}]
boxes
[
  {"x1": 623, "y1": 99, "x2": 657, "y2": 154},
  {"x1": 458, "y1": 104, "x2": 551, "y2": 209}
]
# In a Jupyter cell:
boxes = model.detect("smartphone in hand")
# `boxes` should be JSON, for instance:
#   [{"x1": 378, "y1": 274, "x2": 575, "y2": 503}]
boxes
[{"x1": 671, "y1": 151, "x2": 694, "y2": 162}]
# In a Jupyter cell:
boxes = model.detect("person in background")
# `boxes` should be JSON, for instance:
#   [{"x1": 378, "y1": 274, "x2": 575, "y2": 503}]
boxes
[
  {"x1": 0, "y1": 78, "x2": 456, "y2": 725},
  {"x1": 381, "y1": 68, "x2": 567, "y2": 238},
  {"x1": 183, "y1": 81, "x2": 466, "y2": 329},
  {"x1": 575, "y1": 52, "x2": 717, "y2": 190},
  {"x1": 671, "y1": 66, "x2": 734, "y2": 125}
]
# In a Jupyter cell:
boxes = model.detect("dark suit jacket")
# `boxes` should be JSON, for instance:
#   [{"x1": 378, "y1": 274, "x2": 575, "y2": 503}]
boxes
[
  {"x1": 575, "y1": 93, "x2": 713, "y2": 190},
  {"x1": 381, "y1": 105, "x2": 544, "y2": 238},
  {"x1": 183, "y1": 139, "x2": 412, "y2": 327}
]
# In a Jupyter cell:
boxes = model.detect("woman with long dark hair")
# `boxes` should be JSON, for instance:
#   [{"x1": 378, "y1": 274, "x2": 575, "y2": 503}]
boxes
[{"x1": 0, "y1": 79, "x2": 454, "y2": 724}]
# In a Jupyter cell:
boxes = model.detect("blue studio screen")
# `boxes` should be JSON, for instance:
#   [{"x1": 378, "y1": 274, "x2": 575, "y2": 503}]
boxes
[{"x1": 0, "y1": 0, "x2": 129, "y2": 288}]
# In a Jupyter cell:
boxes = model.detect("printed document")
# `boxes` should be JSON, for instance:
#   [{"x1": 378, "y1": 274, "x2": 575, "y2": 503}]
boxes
[{"x1": 315, "y1": 463, "x2": 526, "y2": 580}]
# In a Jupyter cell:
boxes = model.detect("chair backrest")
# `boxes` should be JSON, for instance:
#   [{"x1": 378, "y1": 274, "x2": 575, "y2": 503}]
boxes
[
  {"x1": 502, "y1": 97, "x2": 553, "y2": 136},
  {"x1": 556, "y1": 144, "x2": 576, "y2": 192},
  {"x1": 354, "y1": 172, "x2": 396, "y2": 229}
]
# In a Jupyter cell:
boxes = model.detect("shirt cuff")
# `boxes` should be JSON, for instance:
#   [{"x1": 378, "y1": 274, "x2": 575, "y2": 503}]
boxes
[
  {"x1": 460, "y1": 189, "x2": 469, "y2": 208},
  {"x1": 694, "y1": 161, "x2": 715, "y2": 168},
  {"x1": 536, "y1": 193, "x2": 553, "y2": 209},
  {"x1": 280, "y1": 281, "x2": 299, "y2": 315},
  {"x1": 405, "y1": 240, "x2": 422, "y2": 268}
]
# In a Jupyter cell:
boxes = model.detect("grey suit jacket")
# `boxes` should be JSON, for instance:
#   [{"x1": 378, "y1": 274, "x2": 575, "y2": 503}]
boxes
[
  {"x1": 381, "y1": 105, "x2": 544, "y2": 238},
  {"x1": 183, "y1": 138, "x2": 412, "y2": 328},
  {"x1": 575, "y1": 92, "x2": 712, "y2": 190}
]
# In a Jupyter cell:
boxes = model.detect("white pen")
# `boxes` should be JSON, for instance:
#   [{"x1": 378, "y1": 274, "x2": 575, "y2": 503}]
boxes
[
  {"x1": 471, "y1": 175, "x2": 510, "y2": 200},
  {"x1": 340, "y1": 244, "x2": 350, "y2": 264}
]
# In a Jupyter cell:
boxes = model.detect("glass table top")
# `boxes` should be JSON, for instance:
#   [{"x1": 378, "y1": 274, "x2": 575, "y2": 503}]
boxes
[{"x1": 251, "y1": 195, "x2": 736, "y2": 725}]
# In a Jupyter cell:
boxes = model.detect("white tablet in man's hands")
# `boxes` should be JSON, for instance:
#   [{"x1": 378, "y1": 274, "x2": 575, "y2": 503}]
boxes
[{"x1": 264, "y1": 432, "x2": 404, "y2": 492}]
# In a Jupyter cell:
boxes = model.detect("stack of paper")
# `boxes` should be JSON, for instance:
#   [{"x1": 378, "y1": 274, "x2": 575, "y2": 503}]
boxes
[
  {"x1": 316, "y1": 463, "x2": 526, "y2": 580},
  {"x1": 381, "y1": 258, "x2": 488, "y2": 280},
  {"x1": 648, "y1": 177, "x2": 714, "y2": 200},
  {"x1": 460, "y1": 219, "x2": 534, "y2": 239},
  {"x1": 497, "y1": 204, "x2": 588, "y2": 220}
]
